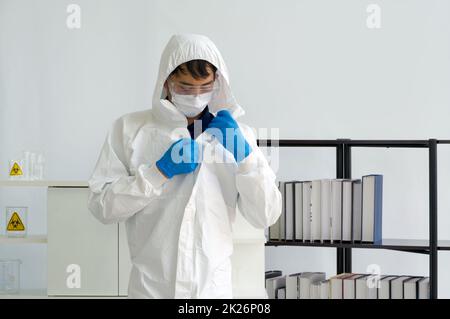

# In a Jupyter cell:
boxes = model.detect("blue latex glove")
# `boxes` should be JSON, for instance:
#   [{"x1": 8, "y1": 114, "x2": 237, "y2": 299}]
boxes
[
  {"x1": 156, "y1": 138, "x2": 199, "y2": 179},
  {"x1": 207, "y1": 110, "x2": 252, "y2": 163}
]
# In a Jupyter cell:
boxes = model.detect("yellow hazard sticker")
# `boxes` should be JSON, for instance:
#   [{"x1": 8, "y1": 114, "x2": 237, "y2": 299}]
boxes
[
  {"x1": 7, "y1": 212, "x2": 26, "y2": 231},
  {"x1": 9, "y1": 162, "x2": 23, "y2": 176}
]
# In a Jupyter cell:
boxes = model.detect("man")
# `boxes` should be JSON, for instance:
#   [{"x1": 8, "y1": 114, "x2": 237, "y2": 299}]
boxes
[{"x1": 87, "y1": 34, "x2": 282, "y2": 298}]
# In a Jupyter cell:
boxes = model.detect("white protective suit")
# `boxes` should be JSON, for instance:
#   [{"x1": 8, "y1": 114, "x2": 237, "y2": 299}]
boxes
[{"x1": 87, "y1": 34, "x2": 282, "y2": 298}]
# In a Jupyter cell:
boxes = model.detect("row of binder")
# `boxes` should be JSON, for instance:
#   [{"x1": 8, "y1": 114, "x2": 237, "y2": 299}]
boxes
[
  {"x1": 269, "y1": 175, "x2": 383, "y2": 243},
  {"x1": 266, "y1": 271, "x2": 430, "y2": 299}
]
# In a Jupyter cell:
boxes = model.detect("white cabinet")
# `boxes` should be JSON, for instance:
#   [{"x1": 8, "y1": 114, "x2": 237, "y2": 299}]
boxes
[
  {"x1": 118, "y1": 223, "x2": 132, "y2": 296},
  {"x1": 231, "y1": 210, "x2": 267, "y2": 298},
  {"x1": 47, "y1": 187, "x2": 118, "y2": 296},
  {"x1": 46, "y1": 186, "x2": 265, "y2": 298},
  {"x1": 231, "y1": 241, "x2": 265, "y2": 298}
]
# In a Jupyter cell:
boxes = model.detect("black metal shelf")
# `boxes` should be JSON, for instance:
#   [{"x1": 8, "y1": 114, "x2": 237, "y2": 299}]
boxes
[
  {"x1": 258, "y1": 139, "x2": 433, "y2": 148},
  {"x1": 257, "y1": 138, "x2": 446, "y2": 299},
  {"x1": 266, "y1": 239, "x2": 450, "y2": 253}
]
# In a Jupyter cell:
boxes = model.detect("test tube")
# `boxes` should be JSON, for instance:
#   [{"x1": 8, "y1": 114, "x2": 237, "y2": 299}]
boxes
[
  {"x1": 22, "y1": 151, "x2": 31, "y2": 180},
  {"x1": 35, "y1": 154, "x2": 45, "y2": 180}
]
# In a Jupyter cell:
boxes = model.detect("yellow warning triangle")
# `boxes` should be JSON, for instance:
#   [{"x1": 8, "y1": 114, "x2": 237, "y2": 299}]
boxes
[
  {"x1": 7, "y1": 212, "x2": 25, "y2": 231},
  {"x1": 9, "y1": 162, "x2": 23, "y2": 176}
]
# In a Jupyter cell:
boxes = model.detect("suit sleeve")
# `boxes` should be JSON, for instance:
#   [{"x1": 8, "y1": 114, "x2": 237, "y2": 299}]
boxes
[
  {"x1": 87, "y1": 118, "x2": 167, "y2": 224},
  {"x1": 235, "y1": 124, "x2": 282, "y2": 229}
]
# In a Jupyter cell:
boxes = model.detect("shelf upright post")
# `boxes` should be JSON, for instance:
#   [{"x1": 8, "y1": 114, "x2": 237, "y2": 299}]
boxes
[
  {"x1": 429, "y1": 139, "x2": 438, "y2": 299},
  {"x1": 336, "y1": 140, "x2": 345, "y2": 274},
  {"x1": 343, "y1": 140, "x2": 352, "y2": 273}
]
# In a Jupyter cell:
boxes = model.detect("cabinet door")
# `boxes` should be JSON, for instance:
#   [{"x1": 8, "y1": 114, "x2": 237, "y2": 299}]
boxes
[
  {"x1": 231, "y1": 211, "x2": 266, "y2": 298},
  {"x1": 119, "y1": 222, "x2": 132, "y2": 296},
  {"x1": 47, "y1": 187, "x2": 118, "y2": 296},
  {"x1": 231, "y1": 242, "x2": 266, "y2": 298}
]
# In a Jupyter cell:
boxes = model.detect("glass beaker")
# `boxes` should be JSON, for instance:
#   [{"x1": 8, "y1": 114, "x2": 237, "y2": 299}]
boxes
[{"x1": 0, "y1": 259, "x2": 21, "y2": 294}]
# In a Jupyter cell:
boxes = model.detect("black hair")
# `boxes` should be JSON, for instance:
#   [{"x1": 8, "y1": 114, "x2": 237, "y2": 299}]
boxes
[{"x1": 169, "y1": 59, "x2": 217, "y2": 80}]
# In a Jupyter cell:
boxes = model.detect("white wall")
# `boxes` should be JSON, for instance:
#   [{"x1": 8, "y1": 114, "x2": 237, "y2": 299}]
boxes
[{"x1": 1, "y1": 0, "x2": 450, "y2": 297}]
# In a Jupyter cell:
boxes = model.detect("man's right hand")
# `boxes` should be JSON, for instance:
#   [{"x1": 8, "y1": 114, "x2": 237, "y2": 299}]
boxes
[{"x1": 156, "y1": 138, "x2": 199, "y2": 179}]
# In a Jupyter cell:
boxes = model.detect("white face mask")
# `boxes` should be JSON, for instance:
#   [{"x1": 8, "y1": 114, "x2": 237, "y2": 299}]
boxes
[{"x1": 170, "y1": 91, "x2": 214, "y2": 117}]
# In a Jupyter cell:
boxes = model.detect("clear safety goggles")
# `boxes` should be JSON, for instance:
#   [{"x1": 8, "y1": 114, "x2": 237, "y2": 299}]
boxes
[{"x1": 167, "y1": 80, "x2": 218, "y2": 96}]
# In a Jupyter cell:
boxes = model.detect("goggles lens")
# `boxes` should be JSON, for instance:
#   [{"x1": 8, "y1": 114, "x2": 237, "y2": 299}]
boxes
[{"x1": 168, "y1": 80, "x2": 217, "y2": 95}]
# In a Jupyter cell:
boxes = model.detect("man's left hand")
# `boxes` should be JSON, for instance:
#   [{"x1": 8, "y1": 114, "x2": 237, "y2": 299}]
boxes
[{"x1": 206, "y1": 110, "x2": 252, "y2": 163}]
